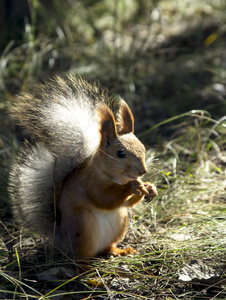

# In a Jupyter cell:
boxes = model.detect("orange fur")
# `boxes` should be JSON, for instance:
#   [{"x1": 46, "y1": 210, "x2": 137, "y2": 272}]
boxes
[{"x1": 59, "y1": 103, "x2": 157, "y2": 257}]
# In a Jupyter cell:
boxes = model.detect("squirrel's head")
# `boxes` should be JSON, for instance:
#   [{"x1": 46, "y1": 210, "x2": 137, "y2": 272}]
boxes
[{"x1": 97, "y1": 100, "x2": 147, "y2": 185}]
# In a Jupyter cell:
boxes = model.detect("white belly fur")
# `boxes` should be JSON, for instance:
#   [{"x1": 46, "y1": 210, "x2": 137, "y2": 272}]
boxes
[{"x1": 92, "y1": 207, "x2": 128, "y2": 253}]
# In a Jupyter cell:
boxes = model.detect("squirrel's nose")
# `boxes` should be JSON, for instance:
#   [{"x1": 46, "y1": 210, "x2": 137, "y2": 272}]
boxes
[{"x1": 138, "y1": 167, "x2": 147, "y2": 176}]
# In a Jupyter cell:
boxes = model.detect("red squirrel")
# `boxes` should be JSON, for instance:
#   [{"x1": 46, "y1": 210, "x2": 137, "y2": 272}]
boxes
[{"x1": 9, "y1": 75, "x2": 157, "y2": 257}]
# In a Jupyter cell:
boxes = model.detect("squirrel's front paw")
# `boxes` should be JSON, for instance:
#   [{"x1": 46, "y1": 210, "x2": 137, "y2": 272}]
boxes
[
  {"x1": 143, "y1": 182, "x2": 158, "y2": 202},
  {"x1": 130, "y1": 180, "x2": 149, "y2": 196}
]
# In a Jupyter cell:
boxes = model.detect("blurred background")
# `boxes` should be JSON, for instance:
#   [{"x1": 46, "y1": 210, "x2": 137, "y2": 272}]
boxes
[{"x1": 1, "y1": 0, "x2": 225, "y2": 125}]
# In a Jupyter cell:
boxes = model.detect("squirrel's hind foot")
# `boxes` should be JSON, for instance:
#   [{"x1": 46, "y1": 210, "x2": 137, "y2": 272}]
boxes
[{"x1": 105, "y1": 246, "x2": 138, "y2": 257}]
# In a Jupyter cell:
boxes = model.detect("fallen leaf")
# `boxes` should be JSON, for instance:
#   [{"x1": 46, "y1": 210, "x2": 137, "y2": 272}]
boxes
[{"x1": 178, "y1": 259, "x2": 219, "y2": 283}]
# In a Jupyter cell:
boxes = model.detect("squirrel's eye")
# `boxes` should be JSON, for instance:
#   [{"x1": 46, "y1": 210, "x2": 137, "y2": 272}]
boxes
[{"x1": 117, "y1": 150, "x2": 126, "y2": 158}]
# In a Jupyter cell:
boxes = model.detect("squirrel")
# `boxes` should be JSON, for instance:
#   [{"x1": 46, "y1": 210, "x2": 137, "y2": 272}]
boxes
[{"x1": 8, "y1": 75, "x2": 157, "y2": 257}]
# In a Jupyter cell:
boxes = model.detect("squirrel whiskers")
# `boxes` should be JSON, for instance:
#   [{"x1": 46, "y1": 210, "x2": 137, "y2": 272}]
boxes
[
  {"x1": 9, "y1": 75, "x2": 157, "y2": 257},
  {"x1": 99, "y1": 149, "x2": 123, "y2": 162}
]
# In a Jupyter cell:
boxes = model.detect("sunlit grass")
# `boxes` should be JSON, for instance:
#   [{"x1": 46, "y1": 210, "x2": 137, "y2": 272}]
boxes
[
  {"x1": 1, "y1": 109, "x2": 225, "y2": 298},
  {"x1": 1, "y1": 116, "x2": 225, "y2": 300}
]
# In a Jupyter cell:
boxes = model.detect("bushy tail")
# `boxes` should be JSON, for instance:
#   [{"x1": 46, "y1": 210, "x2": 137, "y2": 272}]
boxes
[
  {"x1": 9, "y1": 76, "x2": 108, "y2": 234},
  {"x1": 10, "y1": 76, "x2": 103, "y2": 177},
  {"x1": 9, "y1": 142, "x2": 60, "y2": 234}
]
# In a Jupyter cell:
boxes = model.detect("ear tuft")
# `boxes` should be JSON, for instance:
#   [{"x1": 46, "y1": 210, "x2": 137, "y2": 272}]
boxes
[
  {"x1": 117, "y1": 99, "x2": 134, "y2": 134},
  {"x1": 97, "y1": 103, "x2": 117, "y2": 147}
]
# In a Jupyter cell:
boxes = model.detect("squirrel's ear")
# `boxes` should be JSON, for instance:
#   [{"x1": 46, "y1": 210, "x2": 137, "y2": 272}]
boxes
[
  {"x1": 117, "y1": 99, "x2": 134, "y2": 134},
  {"x1": 97, "y1": 103, "x2": 117, "y2": 147}
]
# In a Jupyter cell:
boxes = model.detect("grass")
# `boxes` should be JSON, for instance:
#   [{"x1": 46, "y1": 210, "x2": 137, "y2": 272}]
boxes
[
  {"x1": 0, "y1": 0, "x2": 226, "y2": 299},
  {"x1": 1, "y1": 112, "x2": 225, "y2": 299}
]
